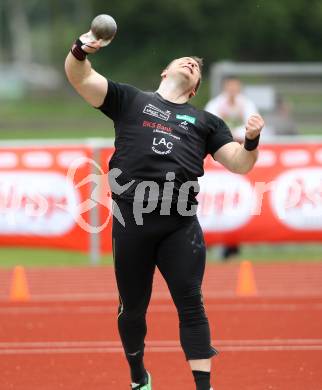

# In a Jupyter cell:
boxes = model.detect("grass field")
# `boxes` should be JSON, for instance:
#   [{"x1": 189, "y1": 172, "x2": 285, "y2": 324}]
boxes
[
  {"x1": 0, "y1": 244, "x2": 321, "y2": 268},
  {"x1": 0, "y1": 93, "x2": 321, "y2": 141},
  {"x1": 0, "y1": 247, "x2": 113, "y2": 268},
  {"x1": 0, "y1": 96, "x2": 115, "y2": 140}
]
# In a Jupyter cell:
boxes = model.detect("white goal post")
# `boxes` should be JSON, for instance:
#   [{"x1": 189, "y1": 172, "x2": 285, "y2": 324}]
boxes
[{"x1": 209, "y1": 62, "x2": 322, "y2": 134}]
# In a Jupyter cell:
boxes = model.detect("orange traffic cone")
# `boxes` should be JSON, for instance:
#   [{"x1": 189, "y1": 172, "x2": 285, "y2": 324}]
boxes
[
  {"x1": 236, "y1": 260, "x2": 257, "y2": 296},
  {"x1": 10, "y1": 266, "x2": 30, "y2": 301}
]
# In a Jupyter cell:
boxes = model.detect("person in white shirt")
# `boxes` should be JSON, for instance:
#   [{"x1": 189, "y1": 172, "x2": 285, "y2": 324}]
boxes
[{"x1": 205, "y1": 76, "x2": 259, "y2": 141}]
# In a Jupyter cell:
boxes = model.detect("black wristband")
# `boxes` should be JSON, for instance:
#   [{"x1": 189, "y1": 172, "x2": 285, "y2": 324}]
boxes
[
  {"x1": 244, "y1": 134, "x2": 260, "y2": 151},
  {"x1": 70, "y1": 38, "x2": 87, "y2": 61}
]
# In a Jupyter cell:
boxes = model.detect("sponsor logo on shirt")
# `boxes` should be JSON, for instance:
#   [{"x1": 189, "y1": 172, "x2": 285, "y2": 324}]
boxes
[
  {"x1": 143, "y1": 120, "x2": 172, "y2": 133},
  {"x1": 152, "y1": 137, "x2": 173, "y2": 155},
  {"x1": 176, "y1": 114, "x2": 196, "y2": 124},
  {"x1": 179, "y1": 121, "x2": 189, "y2": 131},
  {"x1": 143, "y1": 104, "x2": 171, "y2": 121}
]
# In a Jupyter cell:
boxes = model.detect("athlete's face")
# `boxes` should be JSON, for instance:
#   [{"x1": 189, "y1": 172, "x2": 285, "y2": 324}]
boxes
[{"x1": 161, "y1": 57, "x2": 201, "y2": 96}]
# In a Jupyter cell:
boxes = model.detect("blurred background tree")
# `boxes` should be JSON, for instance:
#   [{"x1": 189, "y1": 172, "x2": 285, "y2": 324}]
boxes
[
  {"x1": 0, "y1": 0, "x2": 322, "y2": 138},
  {"x1": 1, "y1": 0, "x2": 322, "y2": 85}
]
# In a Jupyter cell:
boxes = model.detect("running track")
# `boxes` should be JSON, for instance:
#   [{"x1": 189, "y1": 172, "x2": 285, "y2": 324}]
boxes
[{"x1": 0, "y1": 263, "x2": 322, "y2": 389}]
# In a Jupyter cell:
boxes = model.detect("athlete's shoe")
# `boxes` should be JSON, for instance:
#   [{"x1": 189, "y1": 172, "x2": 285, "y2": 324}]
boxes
[{"x1": 131, "y1": 372, "x2": 152, "y2": 389}]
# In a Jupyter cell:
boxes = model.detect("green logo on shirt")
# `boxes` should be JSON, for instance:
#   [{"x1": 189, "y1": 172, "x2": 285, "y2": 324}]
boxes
[{"x1": 176, "y1": 114, "x2": 196, "y2": 124}]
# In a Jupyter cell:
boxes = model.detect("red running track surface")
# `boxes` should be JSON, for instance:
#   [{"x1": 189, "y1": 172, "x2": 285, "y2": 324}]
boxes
[{"x1": 0, "y1": 263, "x2": 322, "y2": 389}]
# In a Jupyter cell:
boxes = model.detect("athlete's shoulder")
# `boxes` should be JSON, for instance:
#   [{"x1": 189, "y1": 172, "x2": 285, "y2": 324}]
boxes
[
  {"x1": 99, "y1": 80, "x2": 145, "y2": 120},
  {"x1": 192, "y1": 105, "x2": 224, "y2": 127},
  {"x1": 108, "y1": 79, "x2": 142, "y2": 96},
  {"x1": 203, "y1": 108, "x2": 223, "y2": 121}
]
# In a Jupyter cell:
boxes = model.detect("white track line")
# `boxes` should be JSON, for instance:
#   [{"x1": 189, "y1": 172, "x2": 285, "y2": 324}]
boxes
[
  {"x1": 2, "y1": 290, "x2": 322, "y2": 301},
  {"x1": 1, "y1": 303, "x2": 322, "y2": 315},
  {"x1": 1, "y1": 345, "x2": 322, "y2": 355},
  {"x1": 1, "y1": 339, "x2": 322, "y2": 355},
  {"x1": 0, "y1": 339, "x2": 322, "y2": 355},
  {"x1": 1, "y1": 339, "x2": 322, "y2": 348}
]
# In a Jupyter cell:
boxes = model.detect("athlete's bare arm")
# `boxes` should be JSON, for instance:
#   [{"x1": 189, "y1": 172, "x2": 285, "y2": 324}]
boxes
[
  {"x1": 213, "y1": 114, "x2": 264, "y2": 174},
  {"x1": 65, "y1": 39, "x2": 107, "y2": 107}
]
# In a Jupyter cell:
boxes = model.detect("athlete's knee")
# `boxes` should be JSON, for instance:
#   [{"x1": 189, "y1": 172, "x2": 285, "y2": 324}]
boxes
[
  {"x1": 172, "y1": 288, "x2": 208, "y2": 327},
  {"x1": 117, "y1": 302, "x2": 148, "y2": 341},
  {"x1": 117, "y1": 303, "x2": 147, "y2": 354},
  {"x1": 118, "y1": 299, "x2": 148, "y2": 322}
]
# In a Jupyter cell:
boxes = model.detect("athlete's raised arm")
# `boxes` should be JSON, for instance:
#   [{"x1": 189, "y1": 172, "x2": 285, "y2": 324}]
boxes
[
  {"x1": 65, "y1": 33, "x2": 108, "y2": 108},
  {"x1": 213, "y1": 114, "x2": 265, "y2": 174}
]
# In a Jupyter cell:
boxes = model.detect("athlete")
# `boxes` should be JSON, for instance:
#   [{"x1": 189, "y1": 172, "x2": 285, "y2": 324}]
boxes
[{"x1": 65, "y1": 34, "x2": 264, "y2": 390}]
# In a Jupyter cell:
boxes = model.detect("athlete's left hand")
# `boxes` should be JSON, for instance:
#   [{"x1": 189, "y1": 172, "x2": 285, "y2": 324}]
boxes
[{"x1": 245, "y1": 115, "x2": 265, "y2": 139}]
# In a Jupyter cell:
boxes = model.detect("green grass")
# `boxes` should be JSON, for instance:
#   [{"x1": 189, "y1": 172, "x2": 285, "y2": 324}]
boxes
[
  {"x1": 0, "y1": 96, "x2": 115, "y2": 140},
  {"x1": 0, "y1": 96, "x2": 100, "y2": 120},
  {"x1": 0, "y1": 247, "x2": 113, "y2": 268},
  {"x1": 207, "y1": 243, "x2": 322, "y2": 263},
  {"x1": 0, "y1": 127, "x2": 114, "y2": 140},
  {"x1": 0, "y1": 244, "x2": 321, "y2": 268},
  {"x1": 242, "y1": 244, "x2": 322, "y2": 262},
  {"x1": 297, "y1": 126, "x2": 322, "y2": 136},
  {"x1": 0, "y1": 93, "x2": 321, "y2": 141}
]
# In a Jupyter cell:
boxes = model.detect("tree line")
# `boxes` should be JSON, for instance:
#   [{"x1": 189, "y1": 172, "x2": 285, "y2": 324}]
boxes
[{"x1": 1, "y1": 0, "x2": 321, "y2": 89}]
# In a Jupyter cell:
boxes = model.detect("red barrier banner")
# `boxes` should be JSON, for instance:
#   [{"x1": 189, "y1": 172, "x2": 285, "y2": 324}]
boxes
[
  {"x1": 1, "y1": 143, "x2": 321, "y2": 255},
  {"x1": 99, "y1": 143, "x2": 322, "y2": 252},
  {"x1": 199, "y1": 143, "x2": 322, "y2": 244},
  {"x1": 0, "y1": 146, "x2": 93, "y2": 251},
  {"x1": 97, "y1": 148, "x2": 113, "y2": 253}
]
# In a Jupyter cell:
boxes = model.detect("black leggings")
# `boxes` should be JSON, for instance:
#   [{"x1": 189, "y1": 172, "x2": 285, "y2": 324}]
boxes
[{"x1": 112, "y1": 199, "x2": 217, "y2": 360}]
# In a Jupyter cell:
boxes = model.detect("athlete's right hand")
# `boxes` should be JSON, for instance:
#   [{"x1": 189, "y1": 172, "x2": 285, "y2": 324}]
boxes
[{"x1": 79, "y1": 31, "x2": 102, "y2": 54}]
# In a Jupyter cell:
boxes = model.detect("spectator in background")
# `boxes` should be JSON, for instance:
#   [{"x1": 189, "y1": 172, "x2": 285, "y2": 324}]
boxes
[
  {"x1": 205, "y1": 76, "x2": 259, "y2": 260},
  {"x1": 264, "y1": 94, "x2": 298, "y2": 136},
  {"x1": 205, "y1": 76, "x2": 259, "y2": 141}
]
